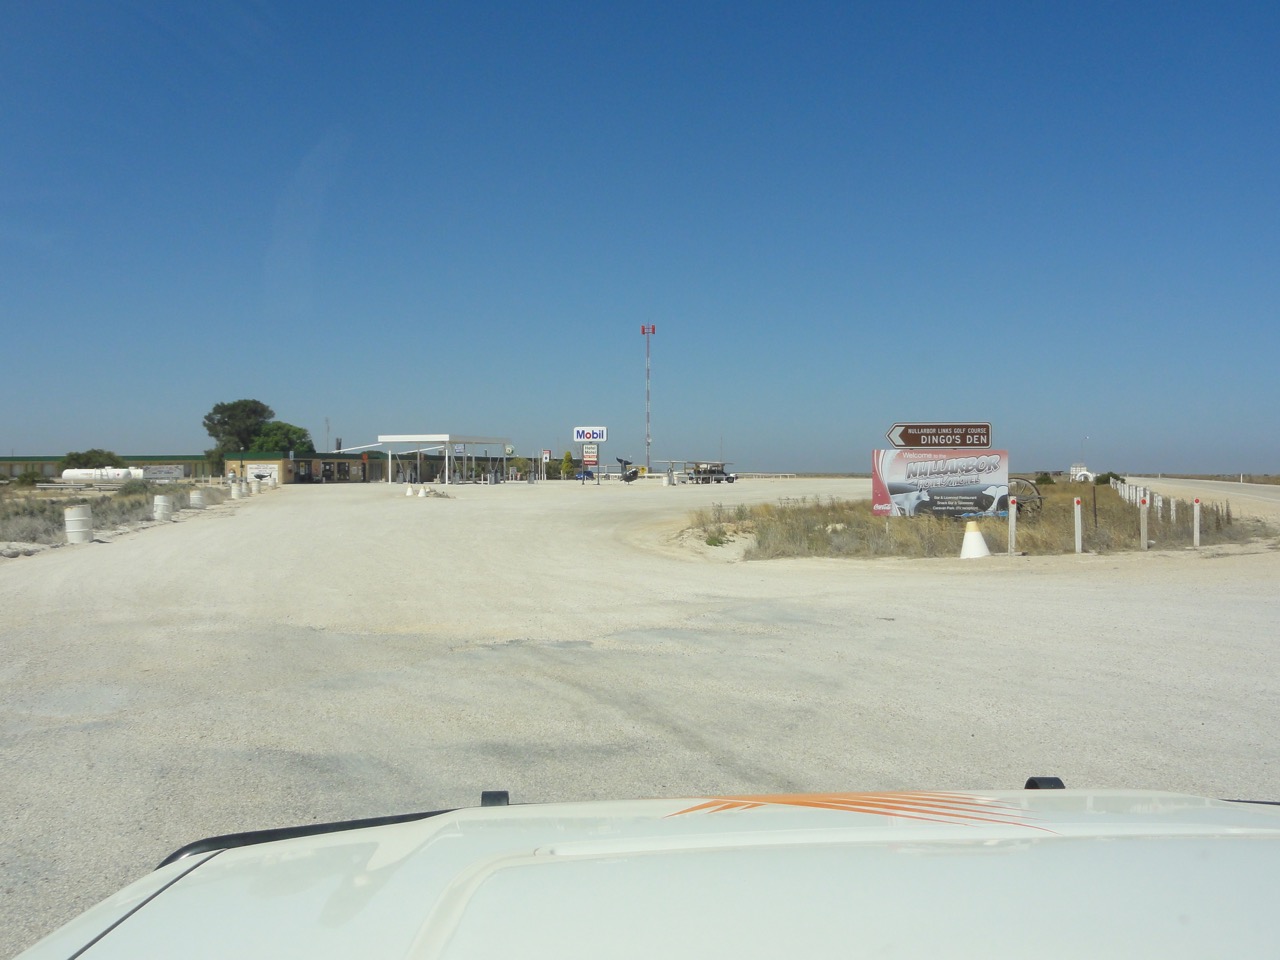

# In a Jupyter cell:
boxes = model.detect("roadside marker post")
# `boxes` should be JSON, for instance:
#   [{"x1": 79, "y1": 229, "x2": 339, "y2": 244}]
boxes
[
  {"x1": 1140, "y1": 498, "x2": 1149, "y2": 550},
  {"x1": 1008, "y1": 497, "x2": 1017, "y2": 555},
  {"x1": 1194, "y1": 498, "x2": 1201, "y2": 548},
  {"x1": 1074, "y1": 498, "x2": 1083, "y2": 554}
]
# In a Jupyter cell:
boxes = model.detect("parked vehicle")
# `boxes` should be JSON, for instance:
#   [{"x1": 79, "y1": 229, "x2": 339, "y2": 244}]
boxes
[{"x1": 687, "y1": 461, "x2": 736, "y2": 483}]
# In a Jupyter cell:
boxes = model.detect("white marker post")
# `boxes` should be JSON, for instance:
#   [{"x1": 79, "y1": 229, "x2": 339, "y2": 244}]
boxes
[
  {"x1": 1194, "y1": 498, "x2": 1201, "y2": 548},
  {"x1": 1074, "y1": 497, "x2": 1083, "y2": 554},
  {"x1": 1140, "y1": 497, "x2": 1149, "y2": 551},
  {"x1": 1007, "y1": 497, "x2": 1017, "y2": 555}
]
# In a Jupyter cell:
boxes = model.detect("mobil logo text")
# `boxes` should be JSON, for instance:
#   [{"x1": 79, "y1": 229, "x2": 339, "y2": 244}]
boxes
[{"x1": 573, "y1": 426, "x2": 608, "y2": 442}]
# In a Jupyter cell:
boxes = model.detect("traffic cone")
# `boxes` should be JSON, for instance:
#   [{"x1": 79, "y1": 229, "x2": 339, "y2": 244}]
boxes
[
  {"x1": 418, "y1": 487, "x2": 427, "y2": 497},
  {"x1": 405, "y1": 485, "x2": 414, "y2": 497},
  {"x1": 960, "y1": 520, "x2": 990, "y2": 559}
]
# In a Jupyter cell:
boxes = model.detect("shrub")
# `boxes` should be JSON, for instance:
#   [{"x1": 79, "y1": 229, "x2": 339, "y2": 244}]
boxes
[
  {"x1": 14, "y1": 470, "x2": 42, "y2": 487},
  {"x1": 1034, "y1": 472, "x2": 1055, "y2": 485},
  {"x1": 116, "y1": 479, "x2": 152, "y2": 496}
]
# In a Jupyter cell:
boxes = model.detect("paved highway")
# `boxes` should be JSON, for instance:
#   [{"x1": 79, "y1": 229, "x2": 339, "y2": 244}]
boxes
[{"x1": 1126, "y1": 477, "x2": 1280, "y2": 524}]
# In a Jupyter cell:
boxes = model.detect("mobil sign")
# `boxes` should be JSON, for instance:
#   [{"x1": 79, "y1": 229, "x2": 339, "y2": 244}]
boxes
[{"x1": 573, "y1": 426, "x2": 607, "y2": 443}]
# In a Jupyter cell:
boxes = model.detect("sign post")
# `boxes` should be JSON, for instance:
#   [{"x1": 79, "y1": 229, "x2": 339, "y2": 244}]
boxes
[
  {"x1": 573, "y1": 427, "x2": 606, "y2": 485},
  {"x1": 886, "y1": 423, "x2": 991, "y2": 449}
]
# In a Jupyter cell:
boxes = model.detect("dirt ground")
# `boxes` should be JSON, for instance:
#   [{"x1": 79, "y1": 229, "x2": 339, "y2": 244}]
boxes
[{"x1": 3, "y1": 477, "x2": 1278, "y2": 956}]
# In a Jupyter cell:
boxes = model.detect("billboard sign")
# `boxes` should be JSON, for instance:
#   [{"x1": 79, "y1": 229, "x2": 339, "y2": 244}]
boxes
[
  {"x1": 573, "y1": 426, "x2": 607, "y2": 442},
  {"x1": 142, "y1": 465, "x2": 185, "y2": 481},
  {"x1": 245, "y1": 463, "x2": 280, "y2": 483},
  {"x1": 582, "y1": 443, "x2": 599, "y2": 467},
  {"x1": 872, "y1": 449, "x2": 1010, "y2": 517}
]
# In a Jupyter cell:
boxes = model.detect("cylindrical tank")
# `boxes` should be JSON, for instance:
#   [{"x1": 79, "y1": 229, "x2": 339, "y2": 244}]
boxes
[
  {"x1": 230, "y1": 484, "x2": 242, "y2": 500},
  {"x1": 64, "y1": 505, "x2": 93, "y2": 544},
  {"x1": 152, "y1": 496, "x2": 173, "y2": 521},
  {"x1": 60, "y1": 468, "x2": 135, "y2": 483},
  {"x1": 250, "y1": 479, "x2": 262, "y2": 495},
  {"x1": 189, "y1": 489, "x2": 206, "y2": 510}
]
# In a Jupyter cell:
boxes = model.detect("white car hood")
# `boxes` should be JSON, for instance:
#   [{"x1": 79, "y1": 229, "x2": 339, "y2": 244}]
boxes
[{"x1": 20, "y1": 789, "x2": 1280, "y2": 959}]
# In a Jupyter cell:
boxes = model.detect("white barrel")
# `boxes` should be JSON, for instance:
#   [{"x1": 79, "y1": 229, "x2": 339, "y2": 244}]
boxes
[
  {"x1": 189, "y1": 489, "x2": 206, "y2": 510},
  {"x1": 250, "y1": 479, "x2": 261, "y2": 494},
  {"x1": 153, "y1": 495, "x2": 173, "y2": 521},
  {"x1": 239, "y1": 482, "x2": 248, "y2": 497},
  {"x1": 64, "y1": 505, "x2": 93, "y2": 544},
  {"x1": 230, "y1": 484, "x2": 242, "y2": 500}
]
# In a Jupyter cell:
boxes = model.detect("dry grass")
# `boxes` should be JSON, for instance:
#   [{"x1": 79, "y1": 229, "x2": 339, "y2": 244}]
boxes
[
  {"x1": 0, "y1": 484, "x2": 229, "y2": 545},
  {"x1": 689, "y1": 484, "x2": 1275, "y2": 560}
]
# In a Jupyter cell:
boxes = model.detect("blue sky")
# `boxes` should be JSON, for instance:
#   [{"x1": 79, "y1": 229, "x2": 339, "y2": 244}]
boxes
[{"x1": 3, "y1": 2, "x2": 1278, "y2": 472}]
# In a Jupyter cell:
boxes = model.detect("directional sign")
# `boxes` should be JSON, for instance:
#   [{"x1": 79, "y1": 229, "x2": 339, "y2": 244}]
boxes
[{"x1": 886, "y1": 422, "x2": 991, "y2": 449}]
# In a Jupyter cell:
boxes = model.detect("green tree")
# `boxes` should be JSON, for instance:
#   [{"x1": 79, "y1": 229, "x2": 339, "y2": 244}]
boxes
[
  {"x1": 203, "y1": 399, "x2": 274, "y2": 454},
  {"x1": 252, "y1": 421, "x2": 316, "y2": 454},
  {"x1": 561, "y1": 451, "x2": 575, "y2": 479},
  {"x1": 59, "y1": 449, "x2": 126, "y2": 470}
]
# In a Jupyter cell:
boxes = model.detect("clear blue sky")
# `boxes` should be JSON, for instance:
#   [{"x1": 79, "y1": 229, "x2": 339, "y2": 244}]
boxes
[{"x1": 4, "y1": 2, "x2": 1277, "y2": 473}]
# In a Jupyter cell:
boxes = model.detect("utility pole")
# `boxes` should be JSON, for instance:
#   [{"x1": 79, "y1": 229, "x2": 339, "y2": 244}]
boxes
[{"x1": 641, "y1": 324, "x2": 655, "y2": 472}]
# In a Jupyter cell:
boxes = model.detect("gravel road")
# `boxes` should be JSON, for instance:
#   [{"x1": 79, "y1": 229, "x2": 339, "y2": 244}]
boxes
[{"x1": 3, "y1": 477, "x2": 1278, "y2": 956}]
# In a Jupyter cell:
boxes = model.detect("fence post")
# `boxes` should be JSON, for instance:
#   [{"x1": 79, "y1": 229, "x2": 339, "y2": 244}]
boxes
[
  {"x1": 1193, "y1": 498, "x2": 1201, "y2": 548},
  {"x1": 1074, "y1": 497, "x2": 1083, "y2": 554},
  {"x1": 1170, "y1": 498, "x2": 1177, "y2": 523},
  {"x1": 1008, "y1": 498, "x2": 1017, "y2": 555},
  {"x1": 1140, "y1": 497, "x2": 1149, "y2": 550}
]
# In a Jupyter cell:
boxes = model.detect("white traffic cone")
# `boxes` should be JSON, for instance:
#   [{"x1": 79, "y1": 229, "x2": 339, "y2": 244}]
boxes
[
  {"x1": 417, "y1": 487, "x2": 427, "y2": 497},
  {"x1": 405, "y1": 485, "x2": 414, "y2": 497},
  {"x1": 960, "y1": 520, "x2": 991, "y2": 559}
]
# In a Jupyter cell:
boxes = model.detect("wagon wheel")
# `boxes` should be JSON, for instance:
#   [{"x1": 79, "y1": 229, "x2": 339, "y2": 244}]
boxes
[{"x1": 1008, "y1": 477, "x2": 1043, "y2": 516}]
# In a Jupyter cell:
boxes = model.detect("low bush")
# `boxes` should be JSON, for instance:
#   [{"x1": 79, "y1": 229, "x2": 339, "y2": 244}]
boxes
[
  {"x1": 0, "y1": 484, "x2": 229, "y2": 544},
  {"x1": 687, "y1": 486, "x2": 1274, "y2": 560}
]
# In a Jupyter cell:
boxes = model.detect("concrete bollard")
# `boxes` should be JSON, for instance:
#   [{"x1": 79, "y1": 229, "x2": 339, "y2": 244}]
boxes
[
  {"x1": 189, "y1": 489, "x2": 206, "y2": 510},
  {"x1": 1194, "y1": 498, "x2": 1201, "y2": 548},
  {"x1": 1140, "y1": 497, "x2": 1149, "y2": 550},
  {"x1": 1074, "y1": 497, "x2": 1083, "y2": 554},
  {"x1": 152, "y1": 495, "x2": 173, "y2": 521},
  {"x1": 1007, "y1": 498, "x2": 1018, "y2": 555}
]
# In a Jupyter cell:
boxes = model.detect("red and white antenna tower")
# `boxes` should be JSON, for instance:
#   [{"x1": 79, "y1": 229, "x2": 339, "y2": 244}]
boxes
[{"x1": 641, "y1": 324, "x2": 655, "y2": 472}]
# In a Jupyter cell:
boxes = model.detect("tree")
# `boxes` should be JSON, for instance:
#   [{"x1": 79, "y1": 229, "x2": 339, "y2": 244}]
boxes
[
  {"x1": 561, "y1": 451, "x2": 575, "y2": 479},
  {"x1": 203, "y1": 400, "x2": 274, "y2": 454},
  {"x1": 252, "y1": 421, "x2": 316, "y2": 454},
  {"x1": 59, "y1": 449, "x2": 126, "y2": 470}
]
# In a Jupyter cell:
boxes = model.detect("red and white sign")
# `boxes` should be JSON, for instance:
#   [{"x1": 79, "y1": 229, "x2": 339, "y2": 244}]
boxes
[
  {"x1": 872, "y1": 449, "x2": 1010, "y2": 517},
  {"x1": 542, "y1": 450, "x2": 551, "y2": 463},
  {"x1": 582, "y1": 443, "x2": 599, "y2": 467}
]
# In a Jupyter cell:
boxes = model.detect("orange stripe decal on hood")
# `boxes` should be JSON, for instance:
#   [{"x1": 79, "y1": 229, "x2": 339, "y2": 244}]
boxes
[{"x1": 669, "y1": 791, "x2": 1050, "y2": 830}]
